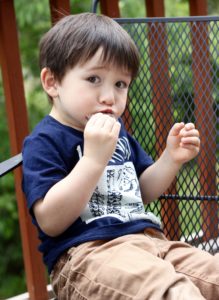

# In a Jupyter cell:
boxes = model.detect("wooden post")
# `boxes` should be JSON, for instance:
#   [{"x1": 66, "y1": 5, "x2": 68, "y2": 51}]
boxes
[
  {"x1": 189, "y1": 0, "x2": 208, "y2": 16},
  {"x1": 145, "y1": 0, "x2": 165, "y2": 17},
  {"x1": 49, "y1": 0, "x2": 71, "y2": 25},
  {"x1": 189, "y1": 0, "x2": 218, "y2": 240},
  {"x1": 99, "y1": 0, "x2": 120, "y2": 18},
  {"x1": 99, "y1": 0, "x2": 134, "y2": 133},
  {"x1": 0, "y1": 1, "x2": 48, "y2": 299},
  {"x1": 145, "y1": 0, "x2": 181, "y2": 240},
  {"x1": 100, "y1": 0, "x2": 132, "y2": 133}
]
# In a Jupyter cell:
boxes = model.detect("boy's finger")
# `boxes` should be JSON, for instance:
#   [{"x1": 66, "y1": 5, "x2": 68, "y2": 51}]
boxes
[
  {"x1": 181, "y1": 129, "x2": 200, "y2": 138},
  {"x1": 87, "y1": 113, "x2": 102, "y2": 123},
  {"x1": 111, "y1": 121, "x2": 121, "y2": 136},
  {"x1": 181, "y1": 136, "x2": 200, "y2": 146},
  {"x1": 102, "y1": 117, "x2": 117, "y2": 131},
  {"x1": 86, "y1": 113, "x2": 107, "y2": 128},
  {"x1": 184, "y1": 123, "x2": 195, "y2": 130},
  {"x1": 169, "y1": 122, "x2": 185, "y2": 136}
]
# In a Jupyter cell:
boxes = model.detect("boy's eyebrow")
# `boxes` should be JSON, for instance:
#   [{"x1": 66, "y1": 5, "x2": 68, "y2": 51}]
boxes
[
  {"x1": 85, "y1": 65, "x2": 132, "y2": 77},
  {"x1": 86, "y1": 65, "x2": 107, "y2": 71}
]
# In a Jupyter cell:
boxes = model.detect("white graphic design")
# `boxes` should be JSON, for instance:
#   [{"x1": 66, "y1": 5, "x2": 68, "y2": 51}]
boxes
[
  {"x1": 76, "y1": 145, "x2": 83, "y2": 159},
  {"x1": 110, "y1": 137, "x2": 131, "y2": 163},
  {"x1": 79, "y1": 137, "x2": 161, "y2": 227},
  {"x1": 88, "y1": 187, "x2": 105, "y2": 217},
  {"x1": 117, "y1": 165, "x2": 140, "y2": 197},
  {"x1": 80, "y1": 161, "x2": 161, "y2": 226}
]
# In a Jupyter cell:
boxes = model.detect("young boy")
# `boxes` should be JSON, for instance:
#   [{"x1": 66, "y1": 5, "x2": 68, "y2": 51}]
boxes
[{"x1": 22, "y1": 13, "x2": 219, "y2": 300}]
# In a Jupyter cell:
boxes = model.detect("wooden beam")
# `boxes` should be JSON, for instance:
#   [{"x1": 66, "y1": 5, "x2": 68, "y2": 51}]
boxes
[
  {"x1": 190, "y1": 20, "x2": 218, "y2": 240},
  {"x1": 189, "y1": 0, "x2": 218, "y2": 241},
  {"x1": 145, "y1": 0, "x2": 180, "y2": 239},
  {"x1": 0, "y1": 1, "x2": 48, "y2": 299},
  {"x1": 189, "y1": 0, "x2": 208, "y2": 16},
  {"x1": 99, "y1": 0, "x2": 120, "y2": 18},
  {"x1": 145, "y1": 0, "x2": 165, "y2": 17},
  {"x1": 49, "y1": 0, "x2": 71, "y2": 25},
  {"x1": 147, "y1": 21, "x2": 180, "y2": 240},
  {"x1": 99, "y1": 0, "x2": 138, "y2": 133}
]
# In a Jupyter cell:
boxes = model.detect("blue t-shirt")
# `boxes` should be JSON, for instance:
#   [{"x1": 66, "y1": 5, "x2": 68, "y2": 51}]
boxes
[{"x1": 22, "y1": 115, "x2": 161, "y2": 273}]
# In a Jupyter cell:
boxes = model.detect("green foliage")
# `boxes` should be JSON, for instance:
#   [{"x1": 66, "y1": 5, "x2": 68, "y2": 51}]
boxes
[
  {"x1": 0, "y1": 174, "x2": 26, "y2": 299},
  {"x1": 208, "y1": 0, "x2": 219, "y2": 14},
  {"x1": 14, "y1": 0, "x2": 50, "y2": 78},
  {"x1": 165, "y1": 0, "x2": 189, "y2": 17},
  {"x1": 119, "y1": 0, "x2": 146, "y2": 17}
]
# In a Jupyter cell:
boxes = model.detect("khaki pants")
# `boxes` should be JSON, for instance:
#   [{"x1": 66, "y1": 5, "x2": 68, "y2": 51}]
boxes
[{"x1": 50, "y1": 229, "x2": 219, "y2": 300}]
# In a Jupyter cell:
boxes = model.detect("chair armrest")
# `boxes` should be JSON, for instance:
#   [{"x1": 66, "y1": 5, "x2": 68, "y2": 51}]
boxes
[{"x1": 0, "y1": 153, "x2": 23, "y2": 177}]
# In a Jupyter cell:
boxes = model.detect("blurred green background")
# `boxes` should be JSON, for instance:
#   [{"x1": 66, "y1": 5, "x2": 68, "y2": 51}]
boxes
[{"x1": 0, "y1": 0, "x2": 219, "y2": 298}]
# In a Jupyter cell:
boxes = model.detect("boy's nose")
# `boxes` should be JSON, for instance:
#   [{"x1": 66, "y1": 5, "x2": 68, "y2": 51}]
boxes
[{"x1": 99, "y1": 88, "x2": 115, "y2": 105}]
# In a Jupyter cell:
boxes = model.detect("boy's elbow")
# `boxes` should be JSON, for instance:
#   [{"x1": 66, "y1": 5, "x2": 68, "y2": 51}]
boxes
[
  {"x1": 38, "y1": 217, "x2": 63, "y2": 237},
  {"x1": 40, "y1": 224, "x2": 61, "y2": 237},
  {"x1": 33, "y1": 199, "x2": 62, "y2": 237}
]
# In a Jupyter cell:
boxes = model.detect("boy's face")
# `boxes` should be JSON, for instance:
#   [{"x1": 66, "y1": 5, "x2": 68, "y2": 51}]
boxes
[{"x1": 50, "y1": 48, "x2": 132, "y2": 131}]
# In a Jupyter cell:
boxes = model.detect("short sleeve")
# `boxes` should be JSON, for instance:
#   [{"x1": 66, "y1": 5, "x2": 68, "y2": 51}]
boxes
[
  {"x1": 127, "y1": 132, "x2": 154, "y2": 177},
  {"x1": 22, "y1": 133, "x2": 68, "y2": 210}
]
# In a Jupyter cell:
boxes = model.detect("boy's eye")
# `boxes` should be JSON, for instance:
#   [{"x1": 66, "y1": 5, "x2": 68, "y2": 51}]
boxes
[
  {"x1": 87, "y1": 76, "x2": 100, "y2": 84},
  {"x1": 116, "y1": 81, "x2": 128, "y2": 89}
]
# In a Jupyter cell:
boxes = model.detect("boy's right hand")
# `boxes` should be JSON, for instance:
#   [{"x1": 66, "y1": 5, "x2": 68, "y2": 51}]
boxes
[{"x1": 83, "y1": 113, "x2": 121, "y2": 167}]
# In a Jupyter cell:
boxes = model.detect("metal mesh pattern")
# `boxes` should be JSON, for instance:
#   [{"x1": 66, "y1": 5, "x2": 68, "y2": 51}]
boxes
[{"x1": 117, "y1": 16, "x2": 219, "y2": 253}]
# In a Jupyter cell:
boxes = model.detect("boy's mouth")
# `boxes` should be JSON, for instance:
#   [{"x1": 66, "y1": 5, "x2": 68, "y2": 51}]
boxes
[
  {"x1": 100, "y1": 110, "x2": 116, "y2": 120},
  {"x1": 101, "y1": 109, "x2": 113, "y2": 115},
  {"x1": 86, "y1": 110, "x2": 115, "y2": 120}
]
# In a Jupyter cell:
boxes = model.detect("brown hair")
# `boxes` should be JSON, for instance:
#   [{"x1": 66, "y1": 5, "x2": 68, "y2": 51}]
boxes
[{"x1": 39, "y1": 13, "x2": 140, "y2": 82}]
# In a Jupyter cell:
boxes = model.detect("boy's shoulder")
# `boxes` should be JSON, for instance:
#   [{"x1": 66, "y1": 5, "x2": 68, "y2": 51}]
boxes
[
  {"x1": 31, "y1": 115, "x2": 65, "y2": 135},
  {"x1": 23, "y1": 115, "x2": 84, "y2": 156},
  {"x1": 27, "y1": 115, "x2": 82, "y2": 140}
]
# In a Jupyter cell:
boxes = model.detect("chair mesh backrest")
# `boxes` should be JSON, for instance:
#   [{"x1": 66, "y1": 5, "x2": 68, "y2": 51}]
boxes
[{"x1": 117, "y1": 16, "x2": 219, "y2": 253}]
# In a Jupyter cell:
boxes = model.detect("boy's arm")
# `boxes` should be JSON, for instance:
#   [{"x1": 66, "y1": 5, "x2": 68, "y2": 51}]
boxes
[
  {"x1": 139, "y1": 122, "x2": 200, "y2": 204},
  {"x1": 33, "y1": 113, "x2": 121, "y2": 237}
]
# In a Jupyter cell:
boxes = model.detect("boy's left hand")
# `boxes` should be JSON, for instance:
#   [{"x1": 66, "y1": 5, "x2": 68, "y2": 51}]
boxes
[{"x1": 166, "y1": 122, "x2": 200, "y2": 165}]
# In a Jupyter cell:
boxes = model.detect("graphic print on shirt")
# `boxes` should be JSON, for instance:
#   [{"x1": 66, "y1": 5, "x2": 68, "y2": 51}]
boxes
[
  {"x1": 106, "y1": 169, "x2": 122, "y2": 215},
  {"x1": 117, "y1": 166, "x2": 141, "y2": 197},
  {"x1": 80, "y1": 136, "x2": 146, "y2": 224},
  {"x1": 89, "y1": 187, "x2": 105, "y2": 217},
  {"x1": 110, "y1": 137, "x2": 131, "y2": 163}
]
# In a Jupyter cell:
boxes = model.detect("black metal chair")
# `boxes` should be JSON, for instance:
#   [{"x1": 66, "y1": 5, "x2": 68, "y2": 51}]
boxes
[
  {"x1": 0, "y1": 153, "x2": 22, "y2": 177},
  {"x1": 117, "y1": 16, "x2": 219, "y2": 251}
]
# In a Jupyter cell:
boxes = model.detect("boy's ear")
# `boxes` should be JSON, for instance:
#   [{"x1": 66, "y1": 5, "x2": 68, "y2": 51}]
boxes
[{"x1": 41, "y1": 68, "x2": 58, "y2": 98}]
